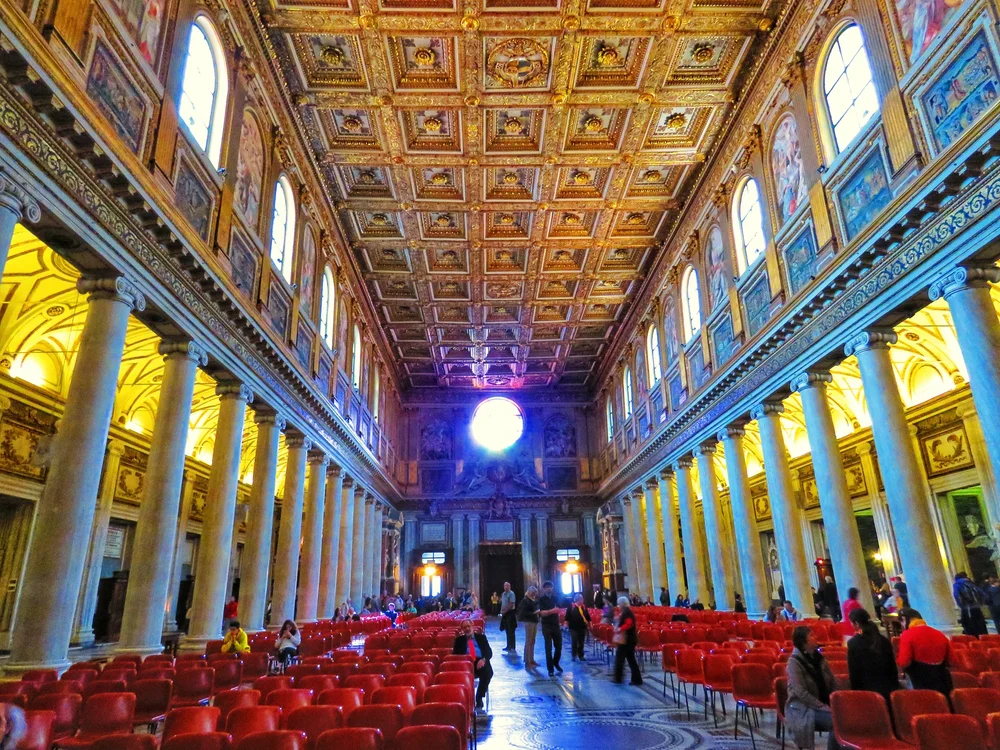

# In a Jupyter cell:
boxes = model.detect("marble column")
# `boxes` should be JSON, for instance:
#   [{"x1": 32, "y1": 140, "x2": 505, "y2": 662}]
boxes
[
  {"x1": 619, "y1": 498, "x2": 639, "y2": 593},
  {"x1": 180, "y1": 382, "x2": 252, "y2": 651},
  {"x1": 536, "y1": 513, "x2": 549, "y2": 585},
  {"x1": 468, "y1": 514, "x2": 481, "y2": 601},
  {"x1": 719, "y1": 427, "x2": 770, "y2": 617},
  {"x1": 752, "y1": 402, "x2": 814, "y2": 618},
  {"x1": 856, "y1": 442, "x2": 900, "y2": 580},
  {"x1": 349, "y1": 484, "x2": 367, "y2": 606},
  {"x1": 0, "y1": 166, "x2": 40, "y2": 275},
  {"x1": 958, "y1": 405, "x2": 1000, "y2": 523},
  {"x1": 297, "y1": 451, "x2": 329, "y2": 622},
  {"x1": 118, "y1": 340, "x2": 207, "y2": 654},
  {"x1": 631, "y1": 492, "x2": 652, "y2": 597},
  {"x1": 336, "y1": 478, "x2": 356, "y2": 610},
  {"x1": 931, "y1": 266, "x2": 1000, "y2": 518},
  {"x1": 318, "y1": 465, "x2": 345, "y2": 618},
  {"x1": 452, "y1": 512, "x2": 465, "y2": 591},
  {"x1": 519, "y1": 514, "x2": 535, "y2": 587},
  {"x1": 643, "y1": 479, "x2": 668, "y2": 601},
  {"x1": 793, "y1": 370, "x2": 874, "y2": 612},
  {"x1": 697, "y1": 443, "x2": 736, "y2": 610},
  {"x1": 675, "y1": 458, "x2": 709, "y2": 604},
  {"x1": 846, "y1": 331, "x2": 956, "y2": 632},
  {"x1": 369, "y1": 503, "x2": 383, "y2": 597},
  {"x1": 163, "y1": 473, "x2": 196, "y2": 633},
  {"x1": 71, "y1": 440, "x2": 126, "y2": 646},
  {"x1": 8, "y1": 277, "x2": 144, "y2": 672},
  {"x1": 657, "y1": 470, "x2": 685, "y2": 604},
  {"x1": 270, "y1": 433, "x2": 310, "y2": 628},
  {"x1": 239, "y1": 412, "x2": 285, "y2": 632}
]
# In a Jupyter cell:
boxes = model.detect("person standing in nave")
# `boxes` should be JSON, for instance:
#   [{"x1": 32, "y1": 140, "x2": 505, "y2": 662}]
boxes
[
  {"x1": 659, "y1": 587, "x2": 669, "y2": 605},
  {"x1": 593, "y1": 584, "x2": 605, "y2": 609},
  {"x1": 517, "y1": 585, "x2": 540, "y2": 669},
  {"x1": 846, "y1": 608, "x2": 899, "y2": 705},
  {"x1": 491, "y1": 590, "x2": 500, "y2": 616},
  {"x1": 954, "y1": 571, "x2": 989, "y2": 636},
  {"x1": 565, "y1": 593, "x2": 591, "y2": 662},
  {"x1": 818, "y1": 576, "x2": 839, "y2": 621},
  {"x1": 500, "y1": 581, "x2": 518, "y2": 653},
  {"x1": 538, "y1": 581, "x2": 563, "y2": 676},
  {"x1": 612, "y1": 596, "x2": 642, "y2": 686},
  {"x1": 985, "y1": 576, "x2": 1000, "y2": 633},
  {"x1": 896, "y1": 607, "x2": 952, "y2": 694},
  {"x1": 734, "y1": 592, "x2": 746, "y2": 613}
]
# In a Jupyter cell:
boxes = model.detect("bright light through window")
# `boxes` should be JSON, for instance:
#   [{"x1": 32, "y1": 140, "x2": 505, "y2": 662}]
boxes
[
  {"x1": 471, "y1": 397, "x2": 523, "y2": 451},
  {"x1": 823, "y1": 24, "x2": 879, "y2": 153}
]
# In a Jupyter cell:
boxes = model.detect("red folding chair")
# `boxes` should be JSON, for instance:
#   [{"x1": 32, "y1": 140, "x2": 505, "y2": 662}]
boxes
[
  {"x1": 890, "y1": 689, "x2": 950, "y2": 745},
  {"x1": 227, "y1": 705, "x2": 281, "y2": 744},
  {"x1": 411, "y1": 702, "x2": 469, "y2": 750},
  {"x1": 56, "y1": 692, "x2": 136, "y2": 748},
  {"x1": 396, "y1": 725, "x2": 462, "y2": 750},
  {"x1": 20, "y1": 710, "x2": 54, "y2": 750},
  {"x1": 27, "y1": 693, "x2": 82, "y2": 740},
  {"x1": 315, "y1": 727, "x2": 384, "y2": 750},
  {"x1": 316, "y1": 688, "x2": 364, "y2": 719},
  {"x1": 370, "y1": 686, "x2": 417, "y2": 720},
  {"x1": 162, "y1": 706, "x2": 221, "y2": 744},
  {"x1": 171, "y1": 668, "x2": 215, "y2": 707},
  {"x1": 213, "y1": 689, "x2": 260, "y2": 730},
  {"x1": 830, "y1": 690, "x2": 910, "y2": 750},
  {"x1": 732, "y1": 664, "x2": 777, "y2": 750},
  {"x1": 234, "y1": 731, "x2": 307, "y2": 750},
  {"x1": 287, "y1": 705, "x2": 345, "y2": 750},
  {"x1": 914, "y1": 713, "x2": 985, "y2": 750},
  {"x1": 675, "y1": 649, "x2": 706, "y2": 720},
  {"x1": 132, "y1": 678, "x2": 172, "y2": 728},
  {"x1": 346, "y1": 704, "x2": 405, "y2": 743},
  {"x1": 265, "y1": 689, "x2": 315, "y2": 727}
]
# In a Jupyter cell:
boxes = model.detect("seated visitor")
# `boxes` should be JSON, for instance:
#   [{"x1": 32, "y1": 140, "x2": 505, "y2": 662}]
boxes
[
  {"x1": 221, "y1": 620, "x2": 250, "y2": 654},
  {"x1": 847, "y1": 608, "x2": 899, "y2": 704},
  {"x1": 674, "y1": 593, "x2": 689, "y2": 607},
  {"x1": 779, "y1": 600, "x2": 801, "y2": 621},
  {"x1": 385, "y1": 602, "x2": 398, "y2": 625},
  {"x1": 896, "y1": 607, "x2": 951, "y2": 694},
  {"x1": 274, "y1": 619, "x2": 300, "y2": 666},
  {"x1": 765, "y1": 605, "x2": 779, "y2": 623},
  {"x1": 453, "y1": 619, "x2": 493, "y2": 713},
  {"x1": 785, "y1": 626, "x2": 836, "y2": 750},
  {"x1": 734, "y1": 592, "x2": 746, "y2": 613},
  {"x1": 689, "y1": 598, "x2": 705, "y2": 611}
]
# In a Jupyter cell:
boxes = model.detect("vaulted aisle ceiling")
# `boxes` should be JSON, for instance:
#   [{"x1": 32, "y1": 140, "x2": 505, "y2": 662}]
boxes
[{"x1": 254, "y1": 0, "x2": 788, "y2": 390}]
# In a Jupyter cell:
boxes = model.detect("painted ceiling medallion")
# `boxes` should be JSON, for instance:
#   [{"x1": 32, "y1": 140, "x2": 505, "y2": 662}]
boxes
[
  {"x1": 435, "y1": 214, "x2": 454, "y2": 227},
  {"x1": 572, "y1": 170, "x2": 592, "y2": 185},
  {"x1": 596, "y1": 45, "x2": 620, "y2": 66},
  {"x1": 625, "y1": 212, "x2": 645, "y2": 225},
  {"x1": 358, "y1": 170, "x2": 377, "y2": 184},
  {"x1": 431, "y1": 173, "x2": 450, "y2": 185},
  {"x1": 584, "y1": 116, "x2": 605, "y2": 132},
  {"x1": 563, "y1": 212, "x2": 581, "y2": 225},
  {"x1": 321, "y1": 46, "x2": 345, "y2": 66},
  {"x1": 692, "y1": 43, "x2": 716, "y2": 64},
  {"x1": 413, "y1": 47, "x2": 436, "y2": 67},
  {"x1": 499, "y1": 213, "x2": 515, "y2": 224},
  {"x1": 502, "y1": 171, "x2": 520, "y2": 185},
  {"x1": 371, "y1": 213, "x2": 389, "y2": 225},
  {"x1": 423, "y1": 117, "x2": 443, "y2": 132},
  {"x1": 503, "y1": 117, "x2": 524, "y2": 134},
  {"x1": 486, "y1": 38, "x2": 550, "y2": 89},
  {"x1": 643, "y1": 169, "x2": 662, "y2": 182},
  {"x1": 666, "y1": 112, "x2": 687, "y2": 130},
  {"x1": 341, "y1": 115, "x2": 363, "y2": 132}
]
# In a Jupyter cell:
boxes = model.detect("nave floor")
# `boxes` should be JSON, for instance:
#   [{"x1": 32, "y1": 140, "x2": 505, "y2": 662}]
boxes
[{"x1": 475, "y1": 620, "x2": 779, "y2": 750}]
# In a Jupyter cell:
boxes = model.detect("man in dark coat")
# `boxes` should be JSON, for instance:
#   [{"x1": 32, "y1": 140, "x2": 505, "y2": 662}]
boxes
[
  {"x1": 565, "y1": 593, "x2": 591, "y2": 661},
  {"x1": 453, "y1": 619, "x2": 493, "y2": 712}
]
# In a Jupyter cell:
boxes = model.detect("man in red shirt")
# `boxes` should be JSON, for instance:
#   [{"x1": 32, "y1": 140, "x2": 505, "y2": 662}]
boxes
[{"x1": 896, "y1": 607, "x2": 952, "y2": 694}]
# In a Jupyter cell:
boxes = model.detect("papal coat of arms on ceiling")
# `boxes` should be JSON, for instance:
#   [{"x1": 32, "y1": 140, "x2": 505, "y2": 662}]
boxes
[{"x1": 485, "y1": 38, "x2": 551, "y2": 89}]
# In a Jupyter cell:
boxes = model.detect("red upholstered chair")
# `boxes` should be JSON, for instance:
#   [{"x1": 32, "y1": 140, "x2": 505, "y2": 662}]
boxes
[
  {"x1": 132, "y1": 678, "x2": 173, "y2": 727},
  {"x1": 227, "y1": 705, "x2": 281, "y2": 744},
  {"x1": 234, "y1": 730, "x2": 308, "y2": 750},
  {"x1": 914, "y1": 714, "x2": 985, "y2": 750},
  {"x1": 890, "y1": 689, "x2": 950, "y2": 745},
  {"x1": 62, "y1": 669, "x2": 98, "y2": 687},
  {"x1": 830, "y1": 690, "x2": 910, "y2": 750},
  {"x1": 315, "y1": 728, "x2": 384, "y2": 750},
  {"x1": 396, "y1": 725, "x2": 462, "y2": 750},
  {"x1": 731, "y1": 664, "x2": 777, "y2": 749},
  {"x1": 23, "y1": 669, "x2": 58, "y2": 684},
  {"x1": 346, "y1": 704, "x2": 405, "y2": 743},
  {"x1": 774, "y1": 677, "x2": 788, "y2": 749},
  {"x1": 171, "y1": 668, "x2": 215, "y2": 707},
  {"x1": 28, "y1": 693, "x2": 82, "y2": 739},
  {"x1": 254, "y1": 676, "x2": 295, "y2": 701},
  {"x1": 675, "y1": 649, "x2": 706, "y2": 720},
  {"x1": 266, "y1": 689, "x2": 316, "y2": 727},
  {"x1": 111, "y1": 655, "x2": 143, "y2": 668},
  {"x1": 317, "y1": 688, "x2": 364, "y2": 719},
  {"x1": 423, "y1": 684, "x2": 473, "y2": 715},
  {"x1": 398, "y1": 663, "x2": 435, "y2": 680},
  {"x1": 162, "y1": 734, "x2": 233, "y2": 750},
  {"x1": 432, "y1": 673, "x2": 474, "y2": 697},
  {"x1": 410, "y1": 702, "x2": 469, "y2": 750},
  {"x1": 98, "y1": 668, "x2": 136, "y2": 685},
  {"x1": 213, "y1": 688, "x2": 260, "y2": 730},
  {"x1": 57, "y1": 691, "x2": 136, "y2": 748},
  {"x1": 981, "y1": 672, "x2": 1000, "y2": 689},
  {"x1": 83, "y1": 681, "x2": 129, "y2": 702},
  {"x1": 344, "y1": 675, "x2": 385, "y2": 701},
  {"x1": 951, "y1": 687, "x2": 1000, "y2": 737},
  {"x1": 37, "y1": 682, "x2": 79, "y2": 696},
  {"x1": 239, "y1": 652, "x2": 270, "y2": 682},
  {"x1": 0, "y1": 681, "x2": 36, "y2": 707},
  {"x1": 287, "y1": 665, "x2": 322, "y2": 680},
  {"x1": 370, "y1": 686, "x2": 417, "y2": 720},
  {"x1": 20, "y1": 710, "x2": 54, "y2": 750},
  {"x1": 212, "y1": 660, "x2": 244, "y2": 693},
  {"x1": 951, "y1": 671, "x2": 981, "y2": 689},
  {"x1": 162, "y1": 707, "x2": 222, "y2": 743},
  {"x1": 143, "y1": 654, "x2": 175, "y2": 667},
  {"x1": 297, "y1": 675, "x2": 339, "y2": 697},
  {"x1": 89, "y1": 736, "x2": 157, "y2": 750},
  {"x1": 439, "y1": 662, "x2": 473, "y2": 677},
  {"x1": 703, "y1": 654, "x2": 736, "y2": 727},
  {"x1": 287, "y1": 705, "x2": 345, "y2": 750},
  {"x1": 387, "y1": 674, "x2": 429, "y2": 702}
]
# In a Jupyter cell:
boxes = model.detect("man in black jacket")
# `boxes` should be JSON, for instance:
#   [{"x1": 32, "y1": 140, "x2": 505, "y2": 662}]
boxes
[
  {"x1": 565, "y1": 593, "x2": 591, "y2": 661},
  {"x1": 453, "y1": 619, "x2": 493, "y2": 713}
]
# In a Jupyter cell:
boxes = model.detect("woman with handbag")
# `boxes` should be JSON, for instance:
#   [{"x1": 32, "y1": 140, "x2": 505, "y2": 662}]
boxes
[{"x1": 612, "y1": 596, "x2": 642, "y2": 685}]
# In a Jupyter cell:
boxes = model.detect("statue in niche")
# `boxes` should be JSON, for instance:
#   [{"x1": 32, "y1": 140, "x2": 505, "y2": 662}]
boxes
[
  {"x1": 559, "y1": 498, "x2": 571, "y2": 515},
  {"x1": 420, "y1": 418, "x2": 452, "y2": 460},
  {"x1": 488, "y1": 495, "x2": 511, "y2": 520},
  {"x1": 543, "y1": 413, "x2": 577, "y2": 458}
]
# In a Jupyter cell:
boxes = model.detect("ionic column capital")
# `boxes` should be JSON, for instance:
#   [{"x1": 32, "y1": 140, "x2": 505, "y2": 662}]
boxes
[
  {"x1": 254, "y1": 410, "x2": 287, "y2": 431},
  {"x1": 620, "y1": 496, "x2": 632, "y2": 508},
  {"x1": 674, "y1": 456, "x2": 693, "y2": 471},
  {"x1": 630, "y1": 488, "x2": 644, "y2": 500},
  {"x1": 342, "y1": 476, "x2": 355, "y2": 488},
  {"x1": 353, "y1": 484, "x2": 365, "y2": 497},
  {"x1": 855, "y1": 441, "x2": 873, "y2": 457},
  {"x1": 216, "y1": 382, "x2": 253, "y2": 403},
  {"x1": 107, "y1": 439, "x2": 127, "y2": 457},
  {"x1": 718, "y1": 425, "x2": 746, "y2": 442},
  {"x1": 0, "y1": 166, "x2": 41, "y2": 223},
  {"x1": 77, "y1": 276, "x2": 146, "y2": 312},
  {"x1": 308, "y1": 451, "x2": 329, "y2": 467},
  {"x1": 285, "y1": 433, "x2": 312, "y2": 451},
  {"x1": 750, "y1": 401, "x2": 784, "y2": 421},
  {"x1": 929, "y1": 264, "x2": 1000, "y2": 300},
  {"x1": 658, "y1": 468, "x2": 674, "y2": 481},
  {"x1": 328, "y1": 463, "x2": 343, "y2": 477},
  {"x1": 697, "y1": 442, "x2": 717, "y2": 456},
  {"x1": 790, "y1": 369, "x2": 832, "y2": 393},
  {"x1": 844, "y1": 329, "x2": 897, "y2": 358},
  {"x1": 158, "y1": 339, "x2": 210, "y2": 366},
  {"x1": 644, "y1": 477, "x2": 658, "y2": 490}
]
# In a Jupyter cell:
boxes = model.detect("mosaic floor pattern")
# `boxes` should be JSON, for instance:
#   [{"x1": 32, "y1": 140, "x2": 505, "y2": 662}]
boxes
[{"x1": 476, "y1": 620, "x2": 780, "y2": 750}]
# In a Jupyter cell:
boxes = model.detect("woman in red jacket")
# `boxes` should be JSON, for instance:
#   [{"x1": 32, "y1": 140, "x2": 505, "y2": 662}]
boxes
[{"x1": 612, "y1": 596, "x2": 642, "y2": 685}]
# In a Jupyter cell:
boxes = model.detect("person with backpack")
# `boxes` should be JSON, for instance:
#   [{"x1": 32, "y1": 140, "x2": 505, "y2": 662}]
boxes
[{"x1": 953, "y1": 571, "x2": 989, "y2": 635}]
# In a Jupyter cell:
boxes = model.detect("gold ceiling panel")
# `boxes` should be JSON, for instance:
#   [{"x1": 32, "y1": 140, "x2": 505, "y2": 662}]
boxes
[{"x1": 264, "y1": 0, "x2": 778, "y2": 388}]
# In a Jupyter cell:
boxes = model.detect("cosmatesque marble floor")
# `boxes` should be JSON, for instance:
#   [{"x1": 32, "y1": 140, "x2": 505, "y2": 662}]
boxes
[{"x1": 474, "y1": 619, "x2": 781, "y2": 750}]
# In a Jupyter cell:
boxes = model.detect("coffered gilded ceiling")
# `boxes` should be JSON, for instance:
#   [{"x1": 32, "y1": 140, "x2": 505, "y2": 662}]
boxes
[{"x1": 259, "y1": 0, "x2": 783, "y2": 389}]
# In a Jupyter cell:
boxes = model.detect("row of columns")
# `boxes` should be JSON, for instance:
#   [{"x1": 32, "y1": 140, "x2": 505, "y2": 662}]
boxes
[
  {"x1": 616, "y1": 263, "x2": 1000, "y2": 633},
  {"x1": 3, "y1": 265, "x2": 391, "y2": 671}
]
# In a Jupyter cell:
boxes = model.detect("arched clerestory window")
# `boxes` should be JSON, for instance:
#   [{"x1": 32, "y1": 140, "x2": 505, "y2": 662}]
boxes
[
  {"x1": 822, "y1": 23, "x2": 879, "y2": 155},
  {"x1": 623, "y1": 367, "x2": 634, "y2": 419},
  {"x1": 320, "y1": 267, "x2": 336, "y2": 349},
  {"x1": 269, "y1": 175, "x2": 296, "y2": 283},
  {"x1": 646, "y1": 325, "x2": 662, "y2": 385},
  {"x1": 733, "y1": 178, "x2": 766, "y2": 275},
  {"x1": 178, "y1": 15, "x2": 229, "y2": 167},
  {"x1": 606, "y1": 397, "x2": 615, "y2": 441},
  {"x1": 351, "y1": 325, "x2": 363, "y2": 391},
  {"x1": 681, "y1": 266, "x2": 702, "y2": 342}
]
